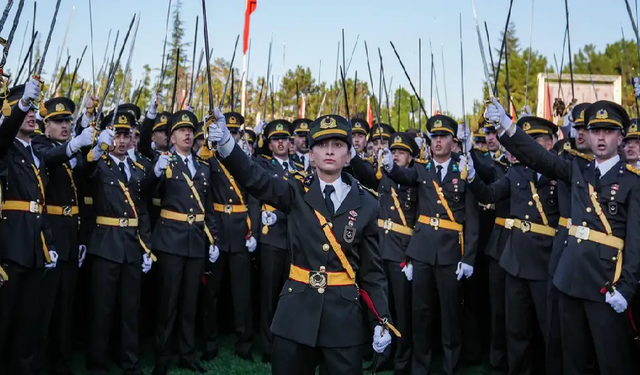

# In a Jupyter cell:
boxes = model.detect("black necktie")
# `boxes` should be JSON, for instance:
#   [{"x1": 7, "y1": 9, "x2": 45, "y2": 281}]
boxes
[
  {"x1": 324, "y1": 185, "x2": 336, "y2": 218},
  {"x1": 184, "y1": 157, "x2": 191, "y2": 177},
  {"x1": 283, "y1": 161, "x2": 289, "y2": 170},
  {"x1": 300, "y1": 155, "x2": 305, "y2": 166},
  {"x1": 595, "y1": 166, "x2": 601, "y2": 190},
  {"x1": 436, "y1": 165, "x2": 443, "y2": 184},
  {"x1": 118, "y1": 162, "x2": 128, "y2": 183},
  {"x1": 25, "y1": 144, "x2": 35, "y2": 163}
]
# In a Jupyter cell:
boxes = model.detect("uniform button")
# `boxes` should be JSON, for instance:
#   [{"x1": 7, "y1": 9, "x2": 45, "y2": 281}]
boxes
[
  {"x1": 516, "y1": 183, "x2": 520, "y2": 186},
  {"x1": 436, "y1": 213, "x2": 440, "y2": 218},
  {"x1": 124, "y1": 212, "x2": 128, "y2": 216},
  {"x1": 36, "y1": 215, "x2": 40, "y2": 219},
  {"x1": 564, "y1": 241, "x2": 568, "y2": 245},
  {"x1": 525, "y1": 215, "x2": 530, "y2": 219},
  {"x1": 577, "y1": 239, "x2": 582, "y2": 243},
  {"x1": 328, "y1": 222, "x2": 333, "y2": 228},
  {"x1": 229, "y1": 186, "x2": 234, "y2": 190},
  {"x1": 423, "y1": 181, "x2": 426, "y2": 184},
  {"x1": 612, "y1": 257, "x2": 618, "y2": 261},
  {"x1": 437, "y1": 200, "x2": 441, "y2": 204},
  {"x1": 582, "y1": 221, "x2": 587, "y2": 226},
  {"x1": 319, "y1": 266, "x2": 326, "y2": 272},
  {"x1": 586, "y1": 207, "x2": 592, "y2": 213},
  {"x1": 322, "y1": 244, "x2": 330, "y2": 252},
  {"x1": 190, "y1": 208, "x2": 194, "y2": 212},
  {"x1": 288, "y1": 288, "x2": 292, "y2": 293},
  {"x1": 528, "y1": 201, "x2": 533, "y2": 206},
  {"x1": 36, "y1": 199, "x2": 40, "y2": 203},
  {"x1": 229, "y1": 199, "x2": 233, "y2": 203},
  {"x1": 190, "y1": 195, "x2": 194, "y2": 199}
]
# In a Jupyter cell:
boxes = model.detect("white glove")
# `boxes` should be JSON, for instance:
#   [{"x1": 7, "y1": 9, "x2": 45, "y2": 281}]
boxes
[
  {"x1": 78, "y1": 245, "x2": 87, "y2": 268},
  {"x1": 147, "y1": 92, "x2": 162, "y2": 118},
  {"x1": 80, "y1": 112, "x2": 93, "y2": 129},
  {"x1": 459, "y1": 155, "x2": 475, "y2": 181},
  {"x1": 635, "y1": 77, "x2": 640, "y2": 99},
  {"x1": 456, "y1": 262, "x2": 474, "y2": 280},
  {"x1": 208, "y1": 107, "x2": 231, "y2": 145},
  {"x1": 261, "y1": 211, "x2": 277, "y2": 226},
  {"x1": 45, "y1": 250, "x2": 59, "y2": 269},
  {"x1": 142, "y1": 253, "x2": 153, "y2": 273},
  {"x1": 154, "y1": 153, "x2": 171, "y2": 177},
  {"x1": 414, "y1": 136, "x2": 423, "y2": 151},
  {"x1": 520, "y1": 105, "x2": 532, "y2": 118},
  {"x1": 254, "y1": 120, "x2": 267, "y2": 135},
  {"x1": 401, "y1": 262, "x2": 413, "y2": 281},
  {"x1": 379, "y1": 148, "x2": 394, "y2": 172},
  {"x1": 349, "y1": 146, "x2": 356, "y2": 160},
  {"x1": 22, "y1": 78, "x2": 40, "y2": 105},
  {"x1": 246, "y1": 236, "x2": 257, "y2": 253},
  {"x1": 484, "y1": 97, "x2": 512, "y2": 131},
  {"x1": 372, "y1": 325, "x2": 392, "y2": 354},
  {"x1": 68, "y1": 126, "x2": 96, "y2": 155},
  {"x1": 208, "y1": 245, "x2": 220, "y2": 263},
  {"x1": 605, "y1": 290, "x2": 628, "y2": 313},
  {"x1": 97, "y1": 128, "x2": 115, "y2": 149}
]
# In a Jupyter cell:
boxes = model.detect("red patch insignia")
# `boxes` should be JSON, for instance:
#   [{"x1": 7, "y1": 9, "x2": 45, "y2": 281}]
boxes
[
  {"x1": 349, "y1": 210, "x2": 358, "y2": 217},
  {"x1": 551, "y1": 180, "x2": 557, "y2": 185},
  {"x1": 612, "y1": 184, "x2": 620, "y2": 191},
  {"x1": 452, "y1": 178, "x2": 459, "y2": 184}
]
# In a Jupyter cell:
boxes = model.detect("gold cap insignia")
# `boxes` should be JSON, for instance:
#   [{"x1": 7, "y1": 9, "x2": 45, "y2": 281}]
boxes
[
  {"x1": 160, "y1": 115, "x2": 167, "y2": 122},
  {"x1": 394, "y1": 135, "x2": 402, "y2": 143},
  {"x1": 523, "y1": 122, "x2": 532, "y2": 131},
  {"x1": 579, "y1": 110, "x2": 585, "y2": 122},
  {"x1": 229, "y1": 116, "x2": 238, "y2": 124},
  {"x1": 596, "y1": 109, "x2": 608, "y2": 119},
  {"x1": 320, "y1": 116, "x2": 337, "y2": 129},
  {"x1": 300, "y1": 122, "x2": 308, "y2": 129},
  {"x1": 275, "y1": 123, "x2": 284, "y2": 131},
  {"x1": 355, "y1": 122, "x2": 362, "y2": 128},
  {"x1": 631, "y1": 123, "x2": 638, "y2": 133},
  {"x1": 478, "y1": 128, "x2": 486, "y2": 136},
  {"x1": 434, "y1": 119, "x2": 442, "y2": 128},
  {"x1": 563, "y1": 141, "x2": 571, "y2": 150},
  {"x1": 55, "y1": 103, "x2": 65, "y2": 112},
  {"x1": 182, "y1": 114, "x2": 190, "y2": 122},
  {"x1": 118, "y1": 115, "x2": 128, "y2": 125}
]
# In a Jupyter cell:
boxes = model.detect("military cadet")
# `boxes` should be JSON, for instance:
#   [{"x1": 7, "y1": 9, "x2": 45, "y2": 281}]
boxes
[
  {"x1": 32, "y1": 97, "x2": 95, "y2": 375},
  {"x1": 0, "y1": 79, "x2": 60, "y2": 375},
  {"x1": 82, "y1": 111, "x2": 153, "y2": 375},
  {"x1": 193, "y1": 121, "x2": 205, "y2": 154},
  {"x1": 351, "y1": 117, "x2": 371, "y2": 156},
  {"x1": 486, "y1": 98, "x2": 640, "y2": 374},
  {"x1": 370, "y1": 122, "x2": 395, "y2": 155},
  {"x1": 199, "y1": 111, "x2": 259, "y2": 362},
  {"x1": 243, "y1": 127, "x2": 257, "y2": 156},
  {"x1": 149, "y1": 110, "x2": 218, "y2": 375},
  {"x1": 473, "y1": 128, "x2": 487, "y2": 149},
  {"x1": 350, "y1": 132, "x2": 419, "y2": 375},
  {"x1": 252, "y1": 120, "x2": 299, "y2": 363},
  {"x1": 207, "y1": 109, "x2": 396, "y2": 374},
  {"x1": 623, "y1": 118, "x2": 640, "y2": 167},
  {"x1": 381, "y1": 115, "x2": 479, "y2": 375},
  {"x1": 139, "y1": 94, "x2": 171, "y2": 159},
  {"x1": 290, "y1": 118, "x2": 312, "y2": 171},
  {"x1": 462, "y1": 116, "x2": 562, "y2": 374}
]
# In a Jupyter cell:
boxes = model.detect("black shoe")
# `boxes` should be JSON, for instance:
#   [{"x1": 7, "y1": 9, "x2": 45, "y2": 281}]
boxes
[
  {"x1": 151, "y1": 365, "x2": 168, "y2": 375},
  {"x1": 235, "y1": 350, "x2": 254, "y2": 362},
  {"x1": 178, "y1": 361, "x2": 206, "y2": 373},
  {"x1": 200, "y1": 348, "x2": 219, "y2": 362},
  {"x1": 262, "y1": 353, "x2": 271, "y2": 363}
]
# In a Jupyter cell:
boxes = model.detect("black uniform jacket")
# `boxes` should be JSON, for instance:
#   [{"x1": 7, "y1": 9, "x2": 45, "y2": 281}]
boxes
[
  {"x1": 0, "y1": 105, "x2": 53, "y2": 268},
  {"x1": 221, "y1": 143, "x2": 391, "y2": 348},
  {"x1": 500, "y1": 126, "x2": 640, "y2": 303},
  {"x1": 469, "y1": 163, "x2": 560, "y2": 281},
  {"x1": 81, "y1": 153, "x2": 152, "y2": 264},
  {"x1": 32, "y1": 135, "x2": 80, "y2": 261},
  {"x1": 350, "y1": 155, "x2": 417, "y2": 263},
  {"x1": 386, "y1": 158, "x2": 480, "y2": 267},
  {"x1": 150, "y1": 151, "x2": 217, "y2": 258}
]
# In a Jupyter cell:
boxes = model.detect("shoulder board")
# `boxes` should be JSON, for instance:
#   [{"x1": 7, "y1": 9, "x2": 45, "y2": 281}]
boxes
[
  {"x1": 291, "y1": 169, "x2": 308, "y2": 179},
  {"x1": 198, "y1": 159, "x2": 209, "y2": 166},
  {"x1": 133, "y1": 161, "x2": 145, "y2": 170},
  {"x1": 303, "y1": 174, "x2": 314, "y2": 187},
  {"x1": 414, "y1": 158, "x2": 428, "y2": 164},
  {"x1": 362, "y1": 156, "x2": 375, "y2": 164},
  {"x1": 101, "y1": 153, "x2": 108, "y2": 161},
  {"x1": 138, "y1": 153, "x2": 152, "y2": 163},
  {"x1": 493, "y1": 159, "x2": 508, "y2": 167},
  {"x1": 358, "y1": 182, "x2": 379, "y2": 197},
  {"x1": 626, "y1": 164, "x2": 640, "y2": 176},
  {"x1": 292, "y1": 161, "x2": 305, "y2": 170},
  {"x1": 474, "y1": 146, "x2": 489, "y2": 153},
  {"x1": 260, "y1": 154, "x2": 272, "y2": 161},
  {"x1": 567, "y1": 149, "x2": 594, "y2": 162}
]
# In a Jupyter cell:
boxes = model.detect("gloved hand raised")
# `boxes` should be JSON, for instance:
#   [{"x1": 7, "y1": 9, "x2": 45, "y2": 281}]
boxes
[
  {"x1": 154, "y1": 153, "x2": 171, "y2": 178},
  {"x1": 68, "y1": 126, "x2": 96, "y2": 155},
  {"x1": 459, "y1": 155, "x2": 476, "y2": 181},
  {"x1": 484, "y1": 97, "x2": 512, "y2": 132}
]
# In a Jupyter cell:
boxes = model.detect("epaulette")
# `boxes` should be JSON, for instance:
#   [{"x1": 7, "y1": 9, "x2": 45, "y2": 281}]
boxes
[
  {"x1": 260, "y1": 154, "x2": 272, "y2": 161},
  {"x1": 474, "y1": 146, "x2": 489, "y2": 153},
  {"x1": 303, "y1": 173, "x2": 314, "y2": 187},
  {"x1": 138, "y1": 153, "x2": 152, "y2": 163},
  {"x1": 494, "y1": 159, "x2": 508, "y2": 167},
  {"x1": 133, "y1": 161, "x2": 145, "y2": 170},
  {"x1": 626, "y1": 164, "x2": 640, "y2": 176},
  {"x1": 358, "y1": 182, "x2": 379, "y2": 197},
  {"x1": 414, "y1": 158, "x2": 428, "y2": 164},
  {"x1": 567, "y1": 148, "x2": 594, "y2": 162},
  {"x1": 362, "y1": 155, "x2": 375, "y2": 164},
  {"x1": 198, "y1": 159, "x2": 209, "y2": 166},
  {"x1": 292, "y1": 161, "x2": 305, "y2": 170}
]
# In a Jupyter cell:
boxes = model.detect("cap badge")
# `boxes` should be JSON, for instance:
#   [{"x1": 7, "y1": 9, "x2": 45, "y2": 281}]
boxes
[
  {"x1": 630, "y1": 124, "x2": 638, "y2": 133},
  {"x1": 276, "y1": 123, "x2": 284, "y2": 131},
  {"x1": 160, "y1": 115, "x2": 167, "y2": 122},
  {"x1": 55, "y1": 103, "x2": 65, "y2": 112},
  {"x1": 394, "y1": 135, "x2": 402, "y2": 143},
  {"x1": 523, "y1": 122, "x2": 532, "y2": 131},
  {"x1": 478, "y1": 128, "x2": 486, "y2": 135},
  {"x1": 596, "y1": 109, "x2": 608, "y2": 120},
  {"x1": 355, "y1": 122, "x2": 361, "y2": 128},
  {"x1": 229, "y1": 116, "x2": 237, "y2": 124},
  {"x1": 182, "y1": 114, "x2": 190, "y2": 122},
  {"x1": 434, "y1": 119, "x2": 443, "y2": 128},
  {"x1": 300, "y1": 122, "x2": 308, "y2": 129},
  {"x1": 118, "y1": 115, "x2": 128, "y2": 125},
  {"x1": 320, "y1": 116, "x2": 337, "y2": 129}
]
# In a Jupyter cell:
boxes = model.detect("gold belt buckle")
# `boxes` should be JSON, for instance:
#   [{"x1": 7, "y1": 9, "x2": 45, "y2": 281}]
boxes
[
  {"x1": 504, "y1": 218, "x2": 515, "y2": 229},
  {"x1": 575, "y1": 226, "x2": 590, "y2": 241},
  {"x1": 520, "y1": 220, "x2": 531, "y2": 233},
  {"x1": 309, "y1": 268, "x2": 328, "y2": 294},
  {"x1": 429, "y1": 217, "x2": 440, "y2": 227},
  {"x1": 119, "y1": 218, "x2": 129, "y2": 227},
  {"x1": 29, "y1": 201, "x2": 39, "y2": 213},
  {"x1": 383, "y1": 219, "x2": 393, "y2": 230},
  {"x1": 187, "y1": 214, "x2": 195, "y2": 224},
  {"x1": 62, "y1": 206, "x2": 72, "y2": 217},
  {"x1": 224, "y1": 204, "x2": 233, "y2": 214}
]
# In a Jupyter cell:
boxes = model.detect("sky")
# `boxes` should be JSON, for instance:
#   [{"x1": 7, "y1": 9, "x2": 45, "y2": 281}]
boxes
[{"x1": 0, "y1": 0, "x2": 636, "y2": 119}]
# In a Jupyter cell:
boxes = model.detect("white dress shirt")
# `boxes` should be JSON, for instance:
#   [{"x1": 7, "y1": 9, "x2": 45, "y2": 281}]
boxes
[
  {"x1": 109, "y1": 153, "x2": 131, "y2": 180},
  {"x1": 319, "y1": 176, "x2": 351, "y2": 214},
  {"x1": 274, "y1": 156, "x2": 291, "y2": 172},
  {"x1": 16, "y1": 137, "x2": 40, "y2": 168},
  {"x1": 432, "y1": 158, "x2": 452, "y2": 181},
  {"x1": 594, "y1": 155, "x2": 620, "y2": 178},
  {"x1": 296, "y1": 151, "x2": 309, "y2": 170},
  {"x1": 176, "y1": 150, "x2": 196, "y2": 177}
]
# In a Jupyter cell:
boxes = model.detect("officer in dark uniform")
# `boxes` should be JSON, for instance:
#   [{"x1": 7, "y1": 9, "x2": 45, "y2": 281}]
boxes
[
  {"x1": 474, "y1": 127, "x2": 487, "y2": 149},
  {"x1": 149, "y1": 110, "x2": 218, "y2": 375},
  {"x1": 351, "y1": 117, "x2": 371, "y2": 157},
  {"x1": 486, "y1": 98, "x2": 640, "y2": 374},
  {"x1": 199, "y1": 111, "x2": 259, "y2": 362},
  {"x1": 0, "y1": 79, "x2": 59, "y2": 375},
  {"x1": 290, "y1": 118, "x2": 312, "y2": 171},
  {"x1": 370, "y1": 122, "x2": 395, "y2": 156},
  {"x1": 253, "y1": 120, "x2": 298, "y2": 363},
  {"x1": 32, "y1": 97, "x2": 95, "y2": 374},
  {"x1": 208, "y1": 110, "x2": 397, "y2": 375},
  {"x1": 350, "y1": 132, "x2": 419, "y2": 374},
  {"x1": 463, "y1": 116, "x2": 561, "y2": 374},
  {"x1": 381, "y1": 115, "x2": 480, "y2": 375},
  {"x1": 82, "y1": 111, "x2": 153, "y2": 375},
  {"x1": 192, "y1": 121, "x2": 205, "y2": 154},
  {"x1": 243, "y1": 127, "x2": 257, "y2": 156}
]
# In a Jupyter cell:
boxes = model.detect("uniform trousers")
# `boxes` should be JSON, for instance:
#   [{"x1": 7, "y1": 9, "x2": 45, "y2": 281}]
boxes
[
  {"x1": 271, "y1": 335, "x2": 362, "y2": 375},
  {"x1": 384, "y1": 260, "x2": 412, "y2": 374},
  {"x1": 488, "y1": 258, "x2": 508, "y2": 373},
  {"x1": 154, "y1": 252, "x2": 204, "y2": 366},
  {"x1": 259, "y1": 244, "x2": 290, "y2": 356}
]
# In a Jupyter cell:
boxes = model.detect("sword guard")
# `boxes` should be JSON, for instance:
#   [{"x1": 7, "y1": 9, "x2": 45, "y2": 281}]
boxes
[{"x1": 0, "y1": 37, "x2": 7, "y2": 48}]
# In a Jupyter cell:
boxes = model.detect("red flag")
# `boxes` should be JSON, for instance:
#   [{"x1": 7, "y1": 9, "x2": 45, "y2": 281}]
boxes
[
  {"x1": 299, "y1": 94, "x2": 306, "y2": 118},
  {"x1": 243, "y1": 0, "x2": 257, "y2": 55},
  {"x1": 367, "y1": 96, "x2": 373, "y2": 125}
]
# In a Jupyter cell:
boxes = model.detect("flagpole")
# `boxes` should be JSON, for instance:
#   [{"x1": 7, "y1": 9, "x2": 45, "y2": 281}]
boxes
[{"x1": 241, "y1": 52, "x2": 247, "y2": 116}]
